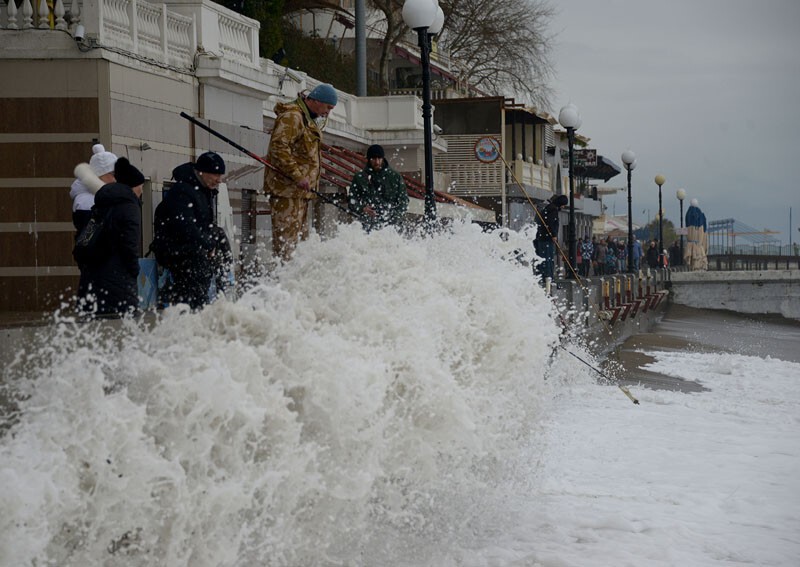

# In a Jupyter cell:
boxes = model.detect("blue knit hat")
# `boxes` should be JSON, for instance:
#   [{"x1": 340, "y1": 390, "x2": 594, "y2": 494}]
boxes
[{"x1": 308, "y1": 83, "x2": 338, "y2": 106}]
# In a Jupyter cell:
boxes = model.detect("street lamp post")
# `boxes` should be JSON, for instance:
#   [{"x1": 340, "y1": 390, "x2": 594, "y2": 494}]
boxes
[
  {"x1": 558, "y1": 103, "x2": 582, "y2": 277},
  {"x1": 402, "y1": 0, "x2": 443, "y2": 225},
  {"x1": 654, "y1": 174, "x2": 666, "y2": 268},
  {"x1": 676, "y1": 188, "x2": 686, "y2": 265},
  {"x1": 621, "y1": 150, "x2": 637, "y2": 273}
]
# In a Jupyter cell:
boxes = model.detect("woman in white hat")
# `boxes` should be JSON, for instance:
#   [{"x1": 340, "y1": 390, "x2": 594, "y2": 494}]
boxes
[{"x1": 69, "y1": 143, "x2": 117, "y2": 236}]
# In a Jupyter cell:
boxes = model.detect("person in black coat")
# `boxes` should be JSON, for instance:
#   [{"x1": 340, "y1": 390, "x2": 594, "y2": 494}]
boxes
[
  {"x1": 75, "y1": 157, "x2": 144, "y2": 316},
  {"x1": 533, "y1": 194, "x2": 568, "y2": 285},
  {"x1": 645, "y1": 239, "x2": 660, "y2": 270},
  {"x1": 151, "y1": 152, "x2": 229, "y2": 310}
]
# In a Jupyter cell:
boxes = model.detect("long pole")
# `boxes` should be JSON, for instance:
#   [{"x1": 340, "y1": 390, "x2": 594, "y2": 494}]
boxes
[
  {"x1": 178, "y1": 111, "x2": 364, "y2": 221},
  {"x1": 417, "y1": 27, "x2": 436, "y2": 224},
  {"x1": 355, "y1": 0, "x2": 366, "y2": 96},
  {"x1": 567, "y1": 127, "x2": 576, "y2": 276},
  {"x1": 658, "y1": 185, "x2": 664, "y2": 268},
  {"x1": 626, "y1": 167, "x2": 633, "y2": 273},
  {"x1": 679, "y1": 199, "x2": 684, "y2": 263}
]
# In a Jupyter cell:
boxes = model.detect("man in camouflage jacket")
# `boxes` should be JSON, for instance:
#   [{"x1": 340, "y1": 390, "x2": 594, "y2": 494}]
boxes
[{"x1": 263, "y1": 83, "x2": 337, "y2": 261}]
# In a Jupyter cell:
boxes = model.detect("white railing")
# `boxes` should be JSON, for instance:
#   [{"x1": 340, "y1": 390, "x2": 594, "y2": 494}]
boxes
[
  {"x1": 1, "y1": 0, "x2": 260, "y2": 71},
  {"x1": 512, "y1": 159, "x2": 551, "y2": 192},
  {"x1": 1, "y1": 0, "x2": 71, "y2": 29},
  {"x1": 217, "y1": 10, "x2": 254, "y2": 65}
]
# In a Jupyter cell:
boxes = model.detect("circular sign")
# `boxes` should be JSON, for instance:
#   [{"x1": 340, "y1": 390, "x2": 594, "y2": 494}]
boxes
[{"x1": 474, "y1": 137, "x2": 501, "y2": 163}]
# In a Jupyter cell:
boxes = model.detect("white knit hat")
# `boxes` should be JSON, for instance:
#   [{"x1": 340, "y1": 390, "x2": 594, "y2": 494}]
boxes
[
  {"x1": 690, "y1": 198, "x2": 699, "y2": 207},
  {"x1": 89, "y1": 144, "x2": 118, "y2": 176}
]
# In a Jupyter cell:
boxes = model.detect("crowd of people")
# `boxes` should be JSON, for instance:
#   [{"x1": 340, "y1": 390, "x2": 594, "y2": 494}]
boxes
[
  {"x1": 70, "y1": 80, "x2": 694, "y2": 317},
  {"x1": 68, "y1": 83, "x2": 412, "y2": 318}
]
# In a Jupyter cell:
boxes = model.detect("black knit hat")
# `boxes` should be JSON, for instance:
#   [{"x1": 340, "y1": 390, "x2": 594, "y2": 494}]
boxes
[
  {"x1": 195, "y1": 151, "x2": 226, "y2": 174},
  {"x1": 114, "y1": 157, "x2": 145, "y2": 188},
  {"x1": 552, "y1": 195, "x2": 568, "y2": 207},
  {"x1": 366, "y1": 144, "x2": 385, "y2": 159}
]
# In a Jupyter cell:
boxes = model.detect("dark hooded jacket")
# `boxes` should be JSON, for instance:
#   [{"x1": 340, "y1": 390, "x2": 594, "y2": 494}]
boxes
[
  {"x1": 348, "y1": 157, "x2": 408, "y2": 230},
  {"x1": 152, "y1": 163, "x2": 219, "y2": 266},
  {"x1": 78, "y1": 182, "x2": 141, "y2": 315},
  {"x1": 535, "y1": 198, "x2": 565, "y2": 242}
]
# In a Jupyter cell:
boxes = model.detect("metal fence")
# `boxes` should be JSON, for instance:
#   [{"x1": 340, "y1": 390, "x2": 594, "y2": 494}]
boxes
[{"x1": 708, "y1": 244, "x2": 800, "y2": 256}]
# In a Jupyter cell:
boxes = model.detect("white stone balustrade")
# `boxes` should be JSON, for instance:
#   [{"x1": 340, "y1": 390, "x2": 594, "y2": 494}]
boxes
[
  {"x1": 512, "y1": 159, "x2": 551, "y2": 192},
  {"x1": 1, "y1": 0, "x2": 258, "y2": 73},
  {"x1": 165, "y1": 0, "x2": 259, "y2": 69}
]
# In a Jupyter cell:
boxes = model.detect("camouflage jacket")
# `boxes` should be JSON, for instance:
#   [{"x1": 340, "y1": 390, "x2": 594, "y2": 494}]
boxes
[{"x1": 264, "y1": 97, "x2": 322, "y2": 200}]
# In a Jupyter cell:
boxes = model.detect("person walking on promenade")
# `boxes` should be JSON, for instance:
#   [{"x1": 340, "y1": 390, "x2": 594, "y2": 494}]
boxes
[
  {"x1": 580, "y1": 235, "x2": 593, "y2": 277},
  {"x1": 70, "y1": 144, "x2": 117, "y2": 237},
  {"x1": 533, "y1": 194, "x2": 568, "y2": 286},
  {"x1": 617, "y1": 239, "x2": 627, "y2": 273},
  {"x1": 348, "y1": 144, "x2": 408, "y2": 231},
  {"x1": 151, "y1": 152, "x2": 230, "y2": 311},
  {"x1": 632, "y1": 237, "x2": 643, "y2": 274},
  {"x1": 263, "y1": 83, "x2": 338, "y2": 261},
  {"x1": 594, "y1": 237, "x2": 607, "y2": 276},
  {"x1": 73, "y1": 157, "x2": 144, "y2": 317},
  {"x1": 605, "y1": 237, "x2": 617, "y2": 275},
  {"x1": 646, "y1": 239, "x2": 660, "y2": 271}
]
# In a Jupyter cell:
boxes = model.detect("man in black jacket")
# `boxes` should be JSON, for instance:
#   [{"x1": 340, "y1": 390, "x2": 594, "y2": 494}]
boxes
[
  {"x1": 152, "y1": 152, "x2": 230, "y2": 310},
  {"x1": 75, "y1": 157, "x2": 144, "y2": 316},
  {"x1": 533, "y1": 194, "x2": 568, "y2": 286}
]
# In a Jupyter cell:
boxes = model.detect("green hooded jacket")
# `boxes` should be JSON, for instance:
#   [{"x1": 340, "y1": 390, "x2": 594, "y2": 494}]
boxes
[{"x1": 348, "y1": 159, "x2": 409, "y2": 230}]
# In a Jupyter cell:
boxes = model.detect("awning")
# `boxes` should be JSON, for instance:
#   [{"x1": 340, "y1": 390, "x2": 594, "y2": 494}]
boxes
[{"x1": 581, "y1": 155, "x2": 622, "y2": 182}]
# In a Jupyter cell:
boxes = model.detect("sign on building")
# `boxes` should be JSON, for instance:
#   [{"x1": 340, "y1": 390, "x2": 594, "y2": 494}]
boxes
[{"x1": 561, "y1": 148, "x2": 598, "y2": 169}]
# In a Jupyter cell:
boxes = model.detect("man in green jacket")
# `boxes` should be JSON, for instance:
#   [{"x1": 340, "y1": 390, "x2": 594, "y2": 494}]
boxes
[{"x1": 348, "y1": 144, "x2": 409, "y2": 231}]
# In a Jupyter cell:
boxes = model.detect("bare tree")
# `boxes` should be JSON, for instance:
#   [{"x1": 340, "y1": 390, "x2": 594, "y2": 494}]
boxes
[
  {"x1": 438, "y1": 0, "x2": 555, "y2": 108},
  {"x1": 369, "y1": 0, "x2": 410, "y2": 94}
]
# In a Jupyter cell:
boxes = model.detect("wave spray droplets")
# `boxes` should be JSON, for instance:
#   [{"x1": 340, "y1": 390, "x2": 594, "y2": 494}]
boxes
[{"x1": 1, "y1": 222, "x2": 580, "y2": 566}]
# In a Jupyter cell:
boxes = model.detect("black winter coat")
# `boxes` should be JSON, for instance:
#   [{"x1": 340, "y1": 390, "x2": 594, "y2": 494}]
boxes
[
  {"x1": 535, "y1": 202, "x2": 561, "y2": 242},
  {"x1": 152, "y1": 163, "x2": 218, "y2": 266},
  {"x1": 646, "y1": 245, "x2": 660, "y2": 269},
  {"x1": 79, "y1": 183, "x2": 141, "y2": 315}
]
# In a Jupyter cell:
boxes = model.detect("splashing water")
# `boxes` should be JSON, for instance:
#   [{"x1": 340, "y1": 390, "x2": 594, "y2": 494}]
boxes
[{"x1": 0, "y1": 222, "x2": 588, "y2": 566}]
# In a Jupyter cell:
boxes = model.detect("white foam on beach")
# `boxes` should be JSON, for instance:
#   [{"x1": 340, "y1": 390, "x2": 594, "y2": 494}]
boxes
[{"x1": 2, "y1": 221, "x2": 798, "y2": 566}]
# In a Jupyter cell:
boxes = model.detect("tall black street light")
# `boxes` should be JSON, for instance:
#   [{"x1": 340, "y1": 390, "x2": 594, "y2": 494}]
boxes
[
  {"x1": 621, "y1": 149, "x2": 637, "y2": 273},
  {"x1": 654, "y1": 174, "x2": 666, "y2": 268},
  {"x1": 558, "y1": 103, "x2": 582, "y2": 277},
  {"x1": 402, "y1": 0, "x2": 444, "y2": 224},
  {"x1": 676, "y1": 188, "x2": 686, "y2": 265}
]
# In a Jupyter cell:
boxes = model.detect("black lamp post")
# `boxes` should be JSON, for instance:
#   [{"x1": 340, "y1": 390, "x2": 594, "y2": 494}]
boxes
[
  {"x1": 676, "y1": 188, "x2": 686, "y2": 265},
  {"x1": 402, "y1": 0, "x2": 443, "y2": 225},
  {"x1": 654, "y1": 174, "x2": 666, "y2": 268},
  {"x1": 621, "y1": 149, "x2": 637, "y2": 273},
  {"x1": 558, "y1": 103, "x2": 582, "y2": 277}
]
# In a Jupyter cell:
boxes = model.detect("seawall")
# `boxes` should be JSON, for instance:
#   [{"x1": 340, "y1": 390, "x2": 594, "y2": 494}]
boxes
[{"x1": 670, "y1": 270, "x2": 799, "y2": 320}]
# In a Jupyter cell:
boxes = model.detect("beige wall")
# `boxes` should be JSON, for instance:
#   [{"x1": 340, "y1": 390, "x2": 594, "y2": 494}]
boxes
[{"x1": 0, "y1": 58, "x2": 269, "y2": 313}]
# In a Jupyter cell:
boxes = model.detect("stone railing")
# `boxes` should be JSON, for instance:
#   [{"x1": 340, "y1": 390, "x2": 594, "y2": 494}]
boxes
[
  {"x1": 511, "y1": 159, "x2": 551, "y2": 192},
  {"x1": 1, "y1": 0, "x2": 72, "y2": 30},
  {"x1": 1, "y1": 0, "x2": 260, "y2": 71}
]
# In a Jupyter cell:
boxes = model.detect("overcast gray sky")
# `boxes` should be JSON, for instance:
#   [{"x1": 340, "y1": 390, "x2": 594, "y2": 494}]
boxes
[{"x1": 550, "y1": 0, "x2": 800, "y2": 245}]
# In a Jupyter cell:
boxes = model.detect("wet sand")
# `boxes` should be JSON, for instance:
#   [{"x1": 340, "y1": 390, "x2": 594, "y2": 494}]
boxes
[{"x1": 605, "y1": 304, "x2": 800, "y2": 393}]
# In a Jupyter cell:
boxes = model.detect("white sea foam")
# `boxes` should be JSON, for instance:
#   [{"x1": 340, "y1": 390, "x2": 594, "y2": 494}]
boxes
[{"x1": 1, "y1": 222, "x2": 578, "y2": 566}]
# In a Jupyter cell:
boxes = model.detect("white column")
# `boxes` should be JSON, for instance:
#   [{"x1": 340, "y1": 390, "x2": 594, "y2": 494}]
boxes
[
  {"x1": 68, "y1": 0, "x2": 80, "y2": 33},
  {"x1": 21, "y1": 0, "x2": 34, "y2": 29},
  {"x1": 37, "y1": 0, "x2": 49, "y2": 28},
  {"x1": 54, "y1": 0, "x2": 66, "y2": 30},
  {"x1": 7, "y1": 0, "x2": 19, "y2": 29},
  {"x1": 161, "y1": 4, "x2": 168, "y2": 61}
]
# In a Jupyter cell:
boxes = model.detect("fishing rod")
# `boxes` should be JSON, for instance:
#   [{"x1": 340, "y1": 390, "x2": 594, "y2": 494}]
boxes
[
  {"x1": 488, "y1": 139, "x2": 613, "y2": 336},
  {"x1": 558, "y1": 345, "x2": 640, "y2": 405},
  {"x1": 179, "y1": 112, "x2": 364, "y2": 221}
]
